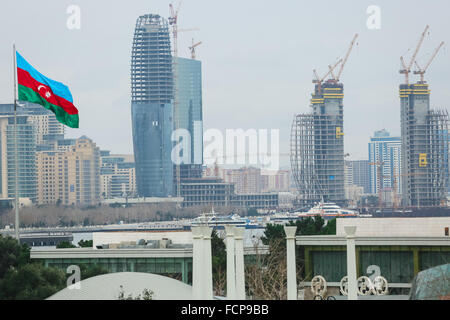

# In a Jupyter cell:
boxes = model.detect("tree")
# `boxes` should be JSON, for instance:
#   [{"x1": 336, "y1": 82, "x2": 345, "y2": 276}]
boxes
[
  {"x1": 261, "y1": 224, "x2": 285, "y2": 246},
  {"x1": 78, "y1": 239, "x2": 93, "y2": 248},
  {"x1": 321, "y1": 218, "x2": 336, "y2": 235},
  {"x1": 0, "y1": 263, "x2": 66, "y2": 300},
  {"x1": 79, "y1": 264, "x2": 108, "y2": 280},
  {"x1": 56, "y1": 241, "x2": 76, "y2": 249},
  {"x1": 0, "y1": 235, "x2": 30, "y2": 279},
  {"x1": 211, "y1": 230, "x2": 227, "y2": 296},
  {"x1": 117, "y1": 286, "x2": 154, "y2": 300}
]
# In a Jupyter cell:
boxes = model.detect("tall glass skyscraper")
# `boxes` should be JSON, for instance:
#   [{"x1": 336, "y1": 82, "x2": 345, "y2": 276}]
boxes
[
  {"x1": 131, "y1": 14, "x2": 174, "y2": 197},
  {"x1": 176, "y1": 57, "x2": 203, "y2": 180}
]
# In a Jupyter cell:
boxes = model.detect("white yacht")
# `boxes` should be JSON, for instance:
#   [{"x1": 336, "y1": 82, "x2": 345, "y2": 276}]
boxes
[
  {"x1": 299, "y1": 202, "x2": 358, "y2": 219},
  {"x1": 190, "y1": 208, "x2": 260, "y2": 228}
]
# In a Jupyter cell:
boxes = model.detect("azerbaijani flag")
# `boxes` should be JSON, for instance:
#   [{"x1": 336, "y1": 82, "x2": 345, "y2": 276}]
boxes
[{"x1": 16, "y1": 51, "x2": 79, "y2": 128}]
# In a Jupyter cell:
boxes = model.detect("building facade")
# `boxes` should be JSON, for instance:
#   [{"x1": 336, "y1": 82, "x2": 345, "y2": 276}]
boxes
[
  {"x1": 0, "y1": 116, "x2": 37, "y2": 202},
  {"x1": 291, "y1": 80, "x2": 346, "y2": 206},
  {"x1": 176, "y1": 57, "x2": 203, "y2": 174},
  {"x1": 36, "y1": 136, "x2": 100, "y2": 206},
  {"x1": 131, "y1": 14, "x2": 174, "y2": 198},
  {"x1": 260, "y1": 170, "x2": 291, "y2": 193},
  {"x1": 368, "y1": 129, "x2": 402, "y2": 195},
  {"x1": 222, "y1": 167, "x2": 262, "y2": 194},
  {"x1": 100, "y1": 152, "x2": 136, "y2": 199},
  {"x1": 399, "y1": 83, "x2": 449, "y2": 207}
]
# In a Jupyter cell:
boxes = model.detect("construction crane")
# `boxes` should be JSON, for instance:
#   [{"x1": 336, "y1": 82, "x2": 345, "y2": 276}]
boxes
[
  {"x1": 414, "y1": 41, "x2": 445, "y2": 83},
  {"x1": 169, "y1": 1, "x2": 182, "y2": 198},
  {"x1": 189, "y1": 39, "x2": 202, "y2": 59},
  {"x1": 400, "y1": 25, "x2": 430, "y2": 85},
  {"x1": 334, "y1": 34, "x2": 359, "y2": 82},
  {"x1": 312, "y1": 59, "x2": 342, "y2": 94}
]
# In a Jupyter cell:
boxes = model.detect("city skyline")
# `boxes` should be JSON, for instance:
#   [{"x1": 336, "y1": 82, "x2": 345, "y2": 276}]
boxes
[{"x1": 0, "y1": 1, "x2": 450, "y2": 167}]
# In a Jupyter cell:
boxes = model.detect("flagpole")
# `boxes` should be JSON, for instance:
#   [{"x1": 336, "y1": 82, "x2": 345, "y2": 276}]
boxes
[{"x1": 13, "y1": 44, "x2": 20, "y2": 242}]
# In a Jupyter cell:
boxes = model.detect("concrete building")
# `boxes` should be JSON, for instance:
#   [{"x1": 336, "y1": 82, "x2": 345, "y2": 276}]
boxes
[
  {"x1": 223, "y1": 167, "x2": 262, "y2": 194},
  {"x1": 345, "y1": 160, "x2": 370, "y2": 194},
  {"x1": 0, "y1": 115, "x2": 37, "y2": 202},
  {"x1": 261, "y1": 170, "x2": 291, "y2": 193},
  {"x1": 180, "y1": 177, "x2": 278, "y2": 209},
  {"x1": 368, "y1": 129, "x2": 402, "y2": 195},
  {"x1": 131, "y1": 14, "x2": 174, "y2": 198},
  {"x1": 291, "y1": 80, "x2": 346, "y2": 206},
  {"x1": 100, "y1": 152, "x2": 136, "y2": 199},
  {"x1": 400, "y1": 82, "x2": 449, "y2": 207},
  {"x1": 180, "y1": 178, "x2": 234, "y2": 207},
  {"x1": 36, "y1": 136, "x2": 100, "y2": 206}
]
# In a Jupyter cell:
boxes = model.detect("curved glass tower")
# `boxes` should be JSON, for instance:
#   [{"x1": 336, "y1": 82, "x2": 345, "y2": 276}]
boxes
[{"x1": 131, "y1": 14, "x2": 174, "y2": 197}]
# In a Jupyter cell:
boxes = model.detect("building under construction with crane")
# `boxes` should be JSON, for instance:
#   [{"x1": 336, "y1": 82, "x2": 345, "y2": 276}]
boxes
[
  {"x1": 291, "y1": 35, "x2": 358, "y2": 207},
  {"x1": 399, "y1": 25, "x2": 449, "y2": 208}
]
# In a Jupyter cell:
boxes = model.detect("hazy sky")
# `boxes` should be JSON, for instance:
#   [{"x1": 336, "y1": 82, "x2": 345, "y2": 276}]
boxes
[{"x1": 1, "y1": 0, "x2": 449, "y2": 168}]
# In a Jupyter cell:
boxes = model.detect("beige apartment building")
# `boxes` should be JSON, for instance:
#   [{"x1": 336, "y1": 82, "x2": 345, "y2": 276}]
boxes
[
  {"x1": 37, "y1": 136, "x2": 100, "y2": 206},
  {"x1": 100, "y1": 152, "x2": 136, "y2": 199}
]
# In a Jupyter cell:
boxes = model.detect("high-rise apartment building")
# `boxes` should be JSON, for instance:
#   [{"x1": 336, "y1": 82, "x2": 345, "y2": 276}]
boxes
[
  {"x1": 36, "y1": 136, "x2": 100, "y2": 206},
  {"x1": 0, "y1": 115, "x2": 37, "y2": 202},
  {"x1": 131, "y1": 14, "x2": 174, "y2": 197},
  {"x1": 261, "y1": 170, "x2": 291, "y2": 193},
  {"x1": 100, "y1": 152, "x2": 136, "y2": 199},
  {"x1": 345, "y1": 160, "x2": 370, "y2": 194},
  {"x1": 368, "y1": 129, "x2": 402, "y2": 195},
  {"x1": 222, "y1": 167, "x2": 262, "y2": 194},
  {"x1": 0, "y1": 103, "x2": 64, "y2": 148}
]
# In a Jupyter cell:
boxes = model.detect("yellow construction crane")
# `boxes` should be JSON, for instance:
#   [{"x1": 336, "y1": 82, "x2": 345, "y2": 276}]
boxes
[
  {"x1": 400, "y1": 25, "x2": 430, "y2": 85},
  {"x1": 414, "y1": 41, "x2": 445, "y2": 83},
  {"x1": 189, "y1": 39, "x2": 202, "y2": 60}
]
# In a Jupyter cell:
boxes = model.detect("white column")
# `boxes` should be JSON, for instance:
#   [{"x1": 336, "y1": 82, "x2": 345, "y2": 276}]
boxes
[
  {"x1": 234, "y1": 226, "x2": 246, "y2": 300},
  {"x1": 192, "y1": 226, "x2": 204, "y2": 300},
  {"x1": 225, "y1": 225, "x2": 236, "y2": 300},
  {"x1": 345, "y1": 226, "x2": 358, "y2": 300},
  {"x1": 202, "y1": 226, "x2": 214, "y2": 300},
  {"x1": 284, "y1": 226, "x2": 297, "y2": 300}
]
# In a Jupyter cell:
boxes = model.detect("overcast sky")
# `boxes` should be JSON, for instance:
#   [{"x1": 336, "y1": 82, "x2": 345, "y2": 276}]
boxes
[{"x1": 1, "y1": 0, "x2": 449, "y2": 168}]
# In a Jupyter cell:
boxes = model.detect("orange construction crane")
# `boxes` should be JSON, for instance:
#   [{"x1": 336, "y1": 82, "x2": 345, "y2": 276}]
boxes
[
  {"x1": 312, "y1": 59, "x2": 342, "y2": 94},
  {"x1": 189, "y1": 39, "x2": 202, "y2": 59},
  {"x1": 414, "y1": 41, "x2": 445, "y2": 83},
  {"x1": 400, "y1": 25, "x2": 429, "y2": 85},
  {"x1": 333, "y1": 34, "x2": 359, "y2": 82}
]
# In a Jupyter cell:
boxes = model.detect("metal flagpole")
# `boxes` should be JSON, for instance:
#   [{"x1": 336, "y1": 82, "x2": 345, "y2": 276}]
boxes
[{"x1": 13, "y1": 44, "x2": 20, "y2": 242}]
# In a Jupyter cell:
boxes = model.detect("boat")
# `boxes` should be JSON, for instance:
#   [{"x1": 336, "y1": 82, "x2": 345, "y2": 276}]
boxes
[
  {"x1": 190, "y1": 208, "x2": 262, "y2": 229},
  {"x1": 299, "y1": 201, "x2": 359, "y2": 219}
]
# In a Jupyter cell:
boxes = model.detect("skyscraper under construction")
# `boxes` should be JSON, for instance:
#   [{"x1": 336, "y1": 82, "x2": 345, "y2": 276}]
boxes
[
  {"x1": 399, "y1": 26, "x2": 448, "y2": 207},
  {"x1": 291, "y1": 35, "x2": 358, "y2": 207},
  {"x1": 131, "y1": 14, "x2": 174, "y2": 197}
]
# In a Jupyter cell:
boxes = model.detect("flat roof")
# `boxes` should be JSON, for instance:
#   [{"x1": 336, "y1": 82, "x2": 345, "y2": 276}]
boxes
[
  {"x1": 296, "y1": 235, "x2": 450, "y2": 246},
  {"x1": 31, "y1": 246, "x2": 269, "y2": 260}
]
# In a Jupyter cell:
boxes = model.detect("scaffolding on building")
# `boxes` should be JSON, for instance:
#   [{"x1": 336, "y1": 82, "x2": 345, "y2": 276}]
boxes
[{"x1": 291, "y1": 82, "x2": 346, "y2": 206}]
